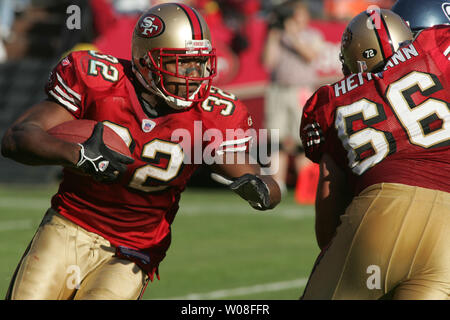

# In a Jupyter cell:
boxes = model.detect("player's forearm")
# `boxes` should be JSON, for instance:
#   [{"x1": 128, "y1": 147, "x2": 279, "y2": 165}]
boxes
[
  {"x1": 1, "y1": 122, "x2": 80, "y2": 166},
  {"x1": 315, "y1": 188, "x2": 352, "y2": 250},
  {"x1": 314, "y1": 154, "x2": 351, "y2": 250},
  {"x1": 315, "y1": 197, "x2": 344, "y2": 250}
]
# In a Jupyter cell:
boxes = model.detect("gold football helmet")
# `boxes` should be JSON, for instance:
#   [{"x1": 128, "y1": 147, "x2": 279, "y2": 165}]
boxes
[
  {"x1": 132, "y1": 3, "x2": 217, "y2": 109},
  {"x1": 340, "y1": 8, "x2": 413, "y2": 75}
]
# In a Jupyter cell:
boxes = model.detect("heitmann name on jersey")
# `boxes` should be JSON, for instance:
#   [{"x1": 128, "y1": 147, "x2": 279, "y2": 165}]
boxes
[{"x1": 171, "y1": 121, "x2": 279, "y2": 174}]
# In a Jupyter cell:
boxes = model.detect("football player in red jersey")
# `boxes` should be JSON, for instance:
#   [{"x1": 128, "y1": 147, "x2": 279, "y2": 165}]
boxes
[
  {"x1": 299, "y1": 7, "x2": 450, "y2": 299},
  {"x1": 0, "y1": 3, "x2": 280, "y2": 300}
]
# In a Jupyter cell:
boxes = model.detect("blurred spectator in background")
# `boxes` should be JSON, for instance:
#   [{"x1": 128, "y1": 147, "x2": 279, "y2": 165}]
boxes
[
  {"x1": 0, "y1": 0, "x2": 95, "y2": 62},
  {"x1": 0, "y1": 0, "x2": 29, "y2": 62},
  {"x1": 262, "y1": 0, "x2": 324, "y2": 195}
]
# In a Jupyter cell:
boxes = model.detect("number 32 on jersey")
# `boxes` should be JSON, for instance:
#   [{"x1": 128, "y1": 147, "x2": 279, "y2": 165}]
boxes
[
  {"x1": 335, "y1": 71, "x2": 450, "y2": 175},
  {"x1": 103, "y1": 121, "x2": 184, "y2": 193}
]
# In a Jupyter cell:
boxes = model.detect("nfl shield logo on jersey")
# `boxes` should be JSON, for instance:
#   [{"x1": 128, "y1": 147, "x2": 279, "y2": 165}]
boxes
[
  {"x1": 142, "y1": 119, "x2": 156, "y2": 133},
  {"x1": 61, "y1": 57, "x2": 70, "y2": 66}
]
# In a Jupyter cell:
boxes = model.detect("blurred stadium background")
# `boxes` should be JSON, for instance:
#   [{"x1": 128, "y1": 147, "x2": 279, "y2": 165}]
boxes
[{"x1": 0, "y1": 0, "x2": 397, "y2": 299}]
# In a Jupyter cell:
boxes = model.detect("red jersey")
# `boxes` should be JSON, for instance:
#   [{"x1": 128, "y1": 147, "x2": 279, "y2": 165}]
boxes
[
  {"x1": 45, "y1": 50, "x2": 253, "y2": 266},
  {"x1": 300, "y1": 26, "x2": 450, "y2": 196}
]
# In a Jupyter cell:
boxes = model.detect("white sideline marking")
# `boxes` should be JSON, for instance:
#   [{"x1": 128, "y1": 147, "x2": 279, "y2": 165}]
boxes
[{"x1": 163, "y1": 278, "x2": 307, "y2": 300}]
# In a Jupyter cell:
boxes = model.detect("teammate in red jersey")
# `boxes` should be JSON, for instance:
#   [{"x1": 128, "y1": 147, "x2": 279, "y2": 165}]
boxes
[
  {"x1": 300, "y1": 7, "x2": 450, "y2": 299},
  {"x1": 0, "y1": 3, "x2": 280, "y2": 300}
]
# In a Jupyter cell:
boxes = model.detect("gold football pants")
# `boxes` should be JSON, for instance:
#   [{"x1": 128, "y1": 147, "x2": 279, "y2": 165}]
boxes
[
  {"x1": 302, "y1": 183, "x2": 450, "y2": 300},
  {"x1": 6, "y1": 208, "x2": 148, "y2": 300}
]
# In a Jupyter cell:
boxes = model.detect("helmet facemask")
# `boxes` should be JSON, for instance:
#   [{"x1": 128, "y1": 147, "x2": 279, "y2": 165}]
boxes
[
  {"x1": 151, "y1": 44, "x2": 216, "y2": 102},
  {"x1": 135, "y1": 42, "x2": 217, "y2": 110}
]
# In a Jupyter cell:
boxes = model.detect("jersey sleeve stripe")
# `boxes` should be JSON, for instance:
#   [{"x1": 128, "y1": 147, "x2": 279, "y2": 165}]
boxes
[
  {"x1": 444, "y1": 45, "x2": 450, "y2": 57},
  {"x1": 56, "y1": 72, "x2": 82, "y2": 101},
  {"x1": 48, "y1": 90, "x2": 79, "y2": 112},
  {"x1": 54, "y1": 85, "x2": 76, "y2": 104}
]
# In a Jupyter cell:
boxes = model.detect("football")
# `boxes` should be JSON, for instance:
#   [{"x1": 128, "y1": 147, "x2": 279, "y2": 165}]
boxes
[{"x1": 47, "y1": 119, "x2": 131, "y2": 157}]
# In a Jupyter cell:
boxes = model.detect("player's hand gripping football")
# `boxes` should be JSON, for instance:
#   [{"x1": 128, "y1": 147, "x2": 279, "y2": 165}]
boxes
[
  {"x1": 76, "y1": 122, "x2": 134, "y2": 182},
  {"x1": 211, "y1": 173, "x2": 271, "y2": 210}
]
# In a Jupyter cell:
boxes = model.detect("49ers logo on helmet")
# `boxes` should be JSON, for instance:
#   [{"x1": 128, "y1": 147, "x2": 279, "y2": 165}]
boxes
[{"x1": 137, "y1": 14, "x2": 165, "y2": 38}]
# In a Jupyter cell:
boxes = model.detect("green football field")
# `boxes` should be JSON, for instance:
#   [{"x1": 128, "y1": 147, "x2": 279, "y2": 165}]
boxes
[{"x1": 0, "y1": 184, "x2": 319, "y2": 300}]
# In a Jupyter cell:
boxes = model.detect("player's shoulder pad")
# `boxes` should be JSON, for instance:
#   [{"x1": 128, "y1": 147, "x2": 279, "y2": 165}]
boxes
[
  {"x1": 61, "y1": 50, "x2": 126, "y2": 88},
  {"x1": 46, "y1": 50, "x2": 128, "y2": 114},
  {"x1": 300, "y1": 85, "x2": 333, "y2": 163},
  {"x1": 303, "y1": 84, "x2": 333, "y2": 118}
]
